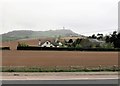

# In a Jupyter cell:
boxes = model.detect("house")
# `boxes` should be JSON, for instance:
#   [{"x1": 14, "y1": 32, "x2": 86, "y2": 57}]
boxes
[
  {"x1": 38, "y1": 38, "x2": 63, "y2": 47},
  {"x1": 40, "y1": 41, "x2": 55, "y2": 47}
]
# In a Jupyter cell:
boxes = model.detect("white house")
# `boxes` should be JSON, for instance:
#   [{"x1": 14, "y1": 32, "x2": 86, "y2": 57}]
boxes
[
  {"x1": 58, "y1": 42, "x2": 63, "y2": 46},
  {"x1": 38, "y1": 38, "x2": 63, "y2": 47},
  {"x1": 40, "y1": 40, "x2": 55, "y2": 47}
]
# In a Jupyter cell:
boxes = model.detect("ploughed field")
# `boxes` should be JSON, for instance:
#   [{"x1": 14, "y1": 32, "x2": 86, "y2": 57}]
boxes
[{"x1": 2, "y1": 50, "x2": 118, "y2": 67}]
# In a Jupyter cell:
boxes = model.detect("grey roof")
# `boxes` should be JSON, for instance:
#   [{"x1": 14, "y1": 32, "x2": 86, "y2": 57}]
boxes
[
  {"x1": 88, "y1": 39, "x2": 105, "y2": 43},
  {"x1": 40, "y1": 40, "x2": 59, "y2": 46}
]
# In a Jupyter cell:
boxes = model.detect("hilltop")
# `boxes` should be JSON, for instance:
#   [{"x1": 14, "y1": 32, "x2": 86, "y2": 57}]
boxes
[{"x1": 1, "y1": 29, "x2": 82, "y2": 41}]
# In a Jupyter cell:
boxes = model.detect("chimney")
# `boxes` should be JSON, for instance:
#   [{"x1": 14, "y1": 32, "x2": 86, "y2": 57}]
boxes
[{"x1": 38, "y1": 39, "x2": 41, "y2": 46}]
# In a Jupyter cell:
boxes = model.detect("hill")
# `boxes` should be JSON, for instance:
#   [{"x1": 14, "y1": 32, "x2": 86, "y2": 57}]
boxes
[{"x1": 1, "y1": 29, "x2": 81, "y2": 41}]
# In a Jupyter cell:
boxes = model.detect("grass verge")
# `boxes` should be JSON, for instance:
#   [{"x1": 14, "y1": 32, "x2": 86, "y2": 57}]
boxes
[{"x1": 1, "y1": 66, "x2": 120, "y2": 72}]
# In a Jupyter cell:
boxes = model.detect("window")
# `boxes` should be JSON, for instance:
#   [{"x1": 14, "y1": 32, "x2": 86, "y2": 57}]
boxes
[{"x1": 46, "y1": 42, "x2": 48, "y2": 44}]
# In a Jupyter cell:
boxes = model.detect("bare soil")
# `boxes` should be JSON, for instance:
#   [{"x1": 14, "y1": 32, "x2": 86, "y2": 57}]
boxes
[
  {"x1": 1, "y1": 40, "x2": 118, "y2": 67},
  {"x1": 2, "y1": 50, "x2": 118, "y2": 67}
]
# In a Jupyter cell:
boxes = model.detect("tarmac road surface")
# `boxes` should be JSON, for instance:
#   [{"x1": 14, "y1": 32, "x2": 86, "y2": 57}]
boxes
[{"x1": 1, "y1": 72, "x2": 119, "y2": 84}]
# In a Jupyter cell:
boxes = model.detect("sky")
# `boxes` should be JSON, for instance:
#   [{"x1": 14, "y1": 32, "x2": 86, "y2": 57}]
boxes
[{"x1": 0, "y1": 0, "x2": 119, "y2": 36}]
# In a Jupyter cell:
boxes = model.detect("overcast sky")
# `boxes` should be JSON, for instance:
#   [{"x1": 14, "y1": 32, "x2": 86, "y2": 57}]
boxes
[{"x1": 0, "y1": 0, "x2": 119, "y2": 36}]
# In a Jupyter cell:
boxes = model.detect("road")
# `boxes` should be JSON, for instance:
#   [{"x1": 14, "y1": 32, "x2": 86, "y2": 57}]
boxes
[
  {"x1": 1, "y1": 79, "x2": 119, "y2": 84},
  {"x1": 1, "y1": 72, "x2": 119, "y2": 84}
]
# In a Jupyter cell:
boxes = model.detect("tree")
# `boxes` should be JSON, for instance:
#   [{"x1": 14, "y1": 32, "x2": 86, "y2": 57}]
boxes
[
  {"x1": 114, "y1": 32, "x2": 120, "y2": 48},
  {"x1": 80, "y1": 39, "x2": 92, "y2": 48},
  {"x1": 105, "y1": 31, "x2": 120, "y2": 48},
  {"x1": 72, "y1": 38, "x2": 82, "y2": 47},
  {"x1": 110, "y1": 31, "x2": 117, "y2": 43},
  {"x1": 105, "y1": 35, "x2": 110, "y2": 43},
  {"x1": 91, "y1": 34, "x2": 97, "y2": 39},
  {"x1": 75, "y1": 44, "x2": 82, "y2": 48},
  {"x1": 76, "y1": 39, "x2": 82, "y2": 44},
  {"x1": 97, "y1": 33, "x2": 103, "y2": 40},
  {"x1": 68, "y1": 39, "x2": 73, "y2": 43}
]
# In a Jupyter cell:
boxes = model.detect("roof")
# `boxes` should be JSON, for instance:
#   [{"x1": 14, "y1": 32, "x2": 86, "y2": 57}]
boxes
[
  {"x1": 88, "y1": 38, "x2": 105, "y2": 43},
  {"x1": 39, "y1": 38, "x2": 59, "y2": 46}
]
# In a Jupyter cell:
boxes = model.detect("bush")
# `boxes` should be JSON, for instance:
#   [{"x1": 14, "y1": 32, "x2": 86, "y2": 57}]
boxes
[
  {"x1": 75, "y1": 44, "x2": 83, "y2": 48},
  {"x1": 100, "y1": 43, "x2": 114, "y2": 49},
  {"x1": 18, "y1": 42, "x2": 29, "y2": 47},
  {"x1": 2, "y1": 66, "x2": 119, "y2": 72},
  {"x1": 0, "y1": 47, "x2": 10, "y2": 50}
]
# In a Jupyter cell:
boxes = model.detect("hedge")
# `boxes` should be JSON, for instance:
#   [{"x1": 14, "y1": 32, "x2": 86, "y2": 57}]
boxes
[
  {"x1": 0, "y1": 47, "x2": 10, "y2": 50},
  {"x1": 2, "y1": 66, "x2": 120, "y2": 72},
  {"x1": 17, "y1": 46, "x2": 120, "y2": 51}
]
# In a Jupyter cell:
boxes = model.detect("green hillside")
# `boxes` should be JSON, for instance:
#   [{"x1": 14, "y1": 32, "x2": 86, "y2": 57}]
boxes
[{"x1": 1, "y1": 29, "x2": 80, "y2": 42}]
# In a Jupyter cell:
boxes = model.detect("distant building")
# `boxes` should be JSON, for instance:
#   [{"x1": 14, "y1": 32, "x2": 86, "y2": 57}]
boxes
[
  {"x1": 41, "y1": 41, "x2": 55, "y2": 47},
  {"x1": 38, "y1": 39, "x2": 63, "y2": 47}
]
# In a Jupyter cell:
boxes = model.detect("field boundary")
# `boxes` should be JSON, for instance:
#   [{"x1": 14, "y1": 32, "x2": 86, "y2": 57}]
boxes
[
  {"x1": 1, "y1": 66, "x2": 120, "y2": 72},
  {"x1": 0, "y1": 47, "x2": 10, "y2": 50},
  {"x1": 17, "y1": 46, "x2": 120, "y2": 51}
]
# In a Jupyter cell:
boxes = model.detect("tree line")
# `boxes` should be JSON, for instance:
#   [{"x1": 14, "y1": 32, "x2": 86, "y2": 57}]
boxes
[
  {"x1": 64, "y1": 31, "x2": 120, "y2": 49},
  {"x1": 105, "y1": 31, "x2": 120, "y2": 48},
  {"x1": 88, "y1": 31, "x2": 120, "y2": 48}
]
